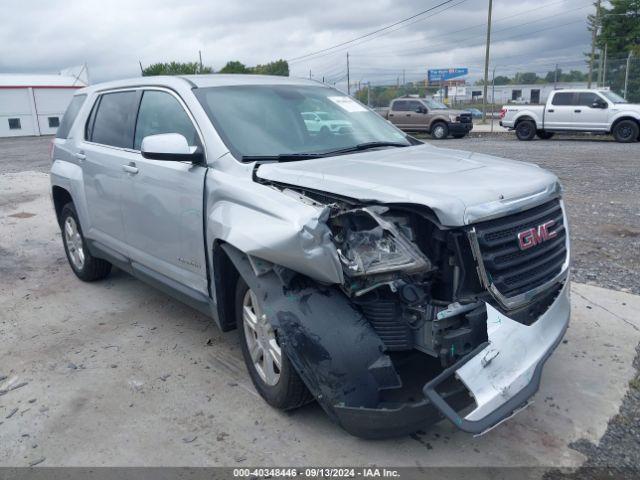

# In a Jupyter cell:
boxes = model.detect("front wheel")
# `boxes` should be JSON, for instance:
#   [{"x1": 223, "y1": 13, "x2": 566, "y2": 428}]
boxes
[
  {"x1": 60, "y1": 203, "x2": 112, "y2": 281},
  {"x1": 536, "y1": 130, "x2": 554, "y2": 140},
  {"x1": 430, "y1": 122, "x2": 449, "y2": 140},
  {"x1": 236, "y1": 277, "x2": 313, "y2": 410},
  {"x1": 612, "y1": 120, "x2": 639, "y2": 143},
  {"x1": 515, "y1": 120, "x2": 536, "y2": 141}
]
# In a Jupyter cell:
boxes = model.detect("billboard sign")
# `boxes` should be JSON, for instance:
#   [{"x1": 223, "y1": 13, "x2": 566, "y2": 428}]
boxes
[{"x1": 428, "y1": 68, "x2": 468, "y2": 83}]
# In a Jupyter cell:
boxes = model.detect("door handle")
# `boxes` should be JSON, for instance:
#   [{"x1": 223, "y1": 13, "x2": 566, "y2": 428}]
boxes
[
  {"x1": 547, "y1": 109, "x2": 554, "y2": 113},
  {"x1": 574, "y1": 109, "x2": 582, "y2": 113},
  {"x1": 75, "y1": 152, "x2": 86, "y2": 161},
  {"x1": 122, "y1": 163, "x2": 139, "y2": 174}
]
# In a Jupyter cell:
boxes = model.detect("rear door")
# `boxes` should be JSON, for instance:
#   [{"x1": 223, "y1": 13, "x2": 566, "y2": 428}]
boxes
[
  {"x1": 120, "y1": 88, "x2": 208, "y2": 296},
  {"x1": 544, "y1": 92, "x2": 578, "y2": 130},
  {"x1": 388, "y1": 100, "x2": 411, "y2": 128},
  {"x1": 573, "y1": 92, "x2": 610, "y2": 131},
  {"x1": 81, "y1": 90, "x2": 139, "y2": 251}
]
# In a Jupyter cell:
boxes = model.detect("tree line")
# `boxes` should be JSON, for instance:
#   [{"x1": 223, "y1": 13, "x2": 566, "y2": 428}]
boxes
[{"x1": 141, "y1": 59, "x2": 289, "y2": 76}]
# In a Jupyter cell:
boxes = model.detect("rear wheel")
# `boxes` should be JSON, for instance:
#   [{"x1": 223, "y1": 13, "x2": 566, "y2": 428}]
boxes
[
  {"x1": 515, "y1": 120, "x2": 536, "y2": 141},
  {"x1": 60, "y1": 203, "x2": 112, "y2": 281},
  {"x1": 430, "y1": 122, "x2": 449, "y2": 140},
  {"x1": 236, "y1": 277, "x2": 313, "y2": 410},
  {"x1": 612, "y1": 120, "x2": 639, "y2": 143},
  {"x1": 536, "y1": 130, "x2": 554, "y2": 140}
]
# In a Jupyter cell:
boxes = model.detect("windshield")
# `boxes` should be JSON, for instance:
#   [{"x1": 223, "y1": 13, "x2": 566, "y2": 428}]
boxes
[
  {"x1": 424, "y1": 99, "x2": 448, "y2": 109},
  {"x1": 194, "y1": 85, "x2": 410, "y2": 159},
  {"x1": 599, "y1": 90, "x2": 627, "y2": 104}
]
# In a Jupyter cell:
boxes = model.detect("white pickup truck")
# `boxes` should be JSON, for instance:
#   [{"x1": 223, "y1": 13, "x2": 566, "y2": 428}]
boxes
[{"x1": 500, "y1": 89, "x2": 640, "y2": 142}]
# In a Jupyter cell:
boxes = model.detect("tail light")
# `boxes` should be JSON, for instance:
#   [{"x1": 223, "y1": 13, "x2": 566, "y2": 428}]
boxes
[{"x1": 499, "y1": 108, "x2": 507, "y2": 119}]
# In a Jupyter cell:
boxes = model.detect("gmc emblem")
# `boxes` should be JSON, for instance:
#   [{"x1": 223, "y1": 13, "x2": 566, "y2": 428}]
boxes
[{"x1": 517, "y1": 220, "x2": 557, "y2": 250}]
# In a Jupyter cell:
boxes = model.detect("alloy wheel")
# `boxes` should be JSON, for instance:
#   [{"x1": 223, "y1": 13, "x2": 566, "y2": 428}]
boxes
[
  {"x1": 242, "y1": 289, "x2": 281, "y2": 386},
  {"x1": 64, "y1": 216, "x2": 85, "y2": 270}
]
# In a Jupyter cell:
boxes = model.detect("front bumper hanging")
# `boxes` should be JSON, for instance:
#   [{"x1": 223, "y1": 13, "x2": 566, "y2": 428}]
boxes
[{"x1": 424, "y1": 280, "x2": 571, "y2": 435}]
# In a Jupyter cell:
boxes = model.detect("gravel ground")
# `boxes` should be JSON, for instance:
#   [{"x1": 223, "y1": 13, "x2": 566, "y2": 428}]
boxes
[{"x1": 1, "y1": 133, "x2": 639, "y2": 474}]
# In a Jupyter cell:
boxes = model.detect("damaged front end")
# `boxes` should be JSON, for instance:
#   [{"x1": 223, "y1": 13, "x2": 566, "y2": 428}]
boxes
[{"x1": 224, "y1": 185, "x2": 570, "y2": 438}]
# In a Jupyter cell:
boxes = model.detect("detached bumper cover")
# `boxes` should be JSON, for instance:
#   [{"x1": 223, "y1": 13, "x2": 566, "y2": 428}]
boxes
[
  {"x1": 448, "y1": 122, "x2": 474, "y2": 135},
  {"x1": 424, "y1": 279, "x2": 571, "y2": 434}
]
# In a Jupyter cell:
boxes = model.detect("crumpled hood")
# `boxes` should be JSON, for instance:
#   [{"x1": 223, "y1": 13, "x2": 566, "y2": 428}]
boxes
[{"x1": 256, "y1": 143, "x2": 560, "y2": 226}]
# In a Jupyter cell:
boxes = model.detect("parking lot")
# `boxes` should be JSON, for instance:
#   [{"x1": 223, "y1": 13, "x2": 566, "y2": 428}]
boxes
[{"x1": 1, "y1": 135, "x2": 639, "y2": 473}]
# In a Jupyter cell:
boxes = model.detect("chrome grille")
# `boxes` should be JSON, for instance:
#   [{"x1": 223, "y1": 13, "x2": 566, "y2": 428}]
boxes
[{"x1": 472, "y1": 199, "x2": 567, "y2": 298}]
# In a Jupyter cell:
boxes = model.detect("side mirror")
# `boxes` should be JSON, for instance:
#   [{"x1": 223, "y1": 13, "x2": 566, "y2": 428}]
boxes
[
  {"x1": 141, "y1": 133, "x2": 203, "y2": 163},
  {"x1": 592, "y1": 100, "x2": 607, "y2": 109},
  {"x1": 415, "y1": 106, "x2": 427, "y2": 114}
]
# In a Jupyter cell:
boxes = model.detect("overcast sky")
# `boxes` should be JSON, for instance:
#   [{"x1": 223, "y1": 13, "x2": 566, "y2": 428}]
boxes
[{"x1": 0, "y1": 0, "x2": 594, "y2": 87}]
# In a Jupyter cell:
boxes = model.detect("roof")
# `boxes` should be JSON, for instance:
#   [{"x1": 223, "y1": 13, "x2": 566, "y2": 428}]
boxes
[{"x1": 0, "y1": 73, "x2": 87, "y2": 88}]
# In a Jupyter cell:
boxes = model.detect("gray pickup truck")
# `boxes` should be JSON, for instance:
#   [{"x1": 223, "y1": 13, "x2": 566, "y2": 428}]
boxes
[
  {"x1": 51, "y1": 75, "x2": 570, "y2": 438},
  {"x1": 381, "y1": 97, "x2": 473, "y2": 139}
]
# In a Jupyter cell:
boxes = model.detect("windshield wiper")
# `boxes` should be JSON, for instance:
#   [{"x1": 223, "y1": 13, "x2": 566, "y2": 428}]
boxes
[
  {"x1": 241, "y1": 142, "x2": 409, "y2": 163},
  {"x1": 241, "y1": 153, "x2": 325, "y2": 162},
  {"x1": 321, "y1": 141, "x2": 410, "y2": 156}
]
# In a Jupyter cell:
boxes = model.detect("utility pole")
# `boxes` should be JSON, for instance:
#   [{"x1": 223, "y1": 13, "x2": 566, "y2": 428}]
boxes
[
  {"x1": 624, "y1": 51, "x2": 632, "y2": 99},
  {"x1": 482, "y1": 0, "x2": 493, "y2": 123},
  {"x1": 491, "y1": 65, "x2": 497, "y2": 133},
  {"x1": 309, "y1": 69, "x2": 312, "y2": 79},
  {"x1": 198, "y1": 51, "x2": 203, "y2": 73},
  {"x1": 602, "y1": 43, "x2": 608, "y2": 87},
  {"x1": 588, "y1": 0, "x2": 601, "y2": 88},
  {"x1": 598, "y1": 44, "x2": 605, "y2": 87},
  {"x1": 139, "y1": 60, "x2": 144, "y2": 75},
  {"x1": 346, "y1": 52, "x2": 351, "y2": 96}
]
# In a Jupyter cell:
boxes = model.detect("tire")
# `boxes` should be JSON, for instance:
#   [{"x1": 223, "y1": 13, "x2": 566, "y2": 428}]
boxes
[
  {"x1": 515, "y1": 120, "x2": 536, "y2": 141},
  {"x1": 452, "y1": 133, "x2": 466, "y2": 139},
  {"x1": 236, "y1": 277, "x2": 313, "y2": 410},
  {"x1": 612, "y1": 120, "x2": 639, "y2": 143},
  {"x1": 60, "y1": 202, "x2": 112, "y2": 281},
  {"x1": 430, "y1": 122, "x2": 449, "y2": 140},
  {"x1": 536, "y1": 130, "x2": 554, "y2": 140}
]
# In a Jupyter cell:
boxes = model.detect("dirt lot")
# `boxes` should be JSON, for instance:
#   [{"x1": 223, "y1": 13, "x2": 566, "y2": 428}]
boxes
[{"x1": 1, "y1": 135, "x2": 639, "y2": 474}]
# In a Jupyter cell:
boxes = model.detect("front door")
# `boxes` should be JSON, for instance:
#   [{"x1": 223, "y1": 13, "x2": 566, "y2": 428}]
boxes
[
  {"x1": 573, "y1": 92, "x2": 610, "y2": 131},
  {"x1": 121, "y1": 89, "x2": 208, "y2": 295}
]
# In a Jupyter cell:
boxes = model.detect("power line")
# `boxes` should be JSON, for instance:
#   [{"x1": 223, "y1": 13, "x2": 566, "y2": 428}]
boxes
[{"x1": 288, "y1": 0, "x2": 460, "y2": 63}]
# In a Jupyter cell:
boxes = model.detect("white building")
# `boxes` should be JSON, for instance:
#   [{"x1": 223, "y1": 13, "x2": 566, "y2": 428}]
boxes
[
  {"x1": 436, "y1": 82, "x2": 590, "y2": 105},
  {"x1": 0, "y1": 71, "x2": 88, "y2": 137}
]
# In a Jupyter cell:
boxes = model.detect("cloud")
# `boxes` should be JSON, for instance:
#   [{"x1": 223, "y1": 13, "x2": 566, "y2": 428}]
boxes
[{"x1": 0, "y1": 0, "x2": 592, "y2": 85}]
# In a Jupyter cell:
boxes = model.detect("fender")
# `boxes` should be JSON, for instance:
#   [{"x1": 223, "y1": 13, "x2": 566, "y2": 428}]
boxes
[{"x1": 221, "y1": 244, "x2": 402, "y2": 423}]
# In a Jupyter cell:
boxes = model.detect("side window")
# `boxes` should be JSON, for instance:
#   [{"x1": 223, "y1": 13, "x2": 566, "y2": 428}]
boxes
[
  {"x1": 56, "y1": 94, "x2": 86, "y2": 139},
  {"x1": 134, "y1": 90, "x2": 198, "y2": 150},
  {"x1": 407, "y1": 101, "x2": 423, "y2": 111},
  {"x1": 551, "y1": 92, "x2": 575, "y2": 106},
  {"x1": 392, "y1": 101, "x2": 409, "y2": 112},
  {"x1": 577, "y1": 92, "x2": 600, "y2": 106},
  {"x1": 90, "y1": 91, "x2": 138, "y2": 148}
]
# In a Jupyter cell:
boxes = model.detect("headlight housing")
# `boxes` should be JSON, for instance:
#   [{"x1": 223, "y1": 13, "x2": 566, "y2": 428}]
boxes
[
  {"x1": 449, "y1": 114, "x2": 459, "y2": 123},
  {"x1": 331, "y1": 207, "x2": 431, "y2": 277}
]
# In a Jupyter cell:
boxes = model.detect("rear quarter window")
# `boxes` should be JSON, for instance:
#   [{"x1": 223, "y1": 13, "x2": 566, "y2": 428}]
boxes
[{"x1": 56, "y1": 94, "x2": 87, "y2": 139}]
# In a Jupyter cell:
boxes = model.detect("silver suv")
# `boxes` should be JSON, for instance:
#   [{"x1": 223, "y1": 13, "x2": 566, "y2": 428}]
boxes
[{"x1": 51, "y1": 75, "x2": 571, "y2": 438}]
